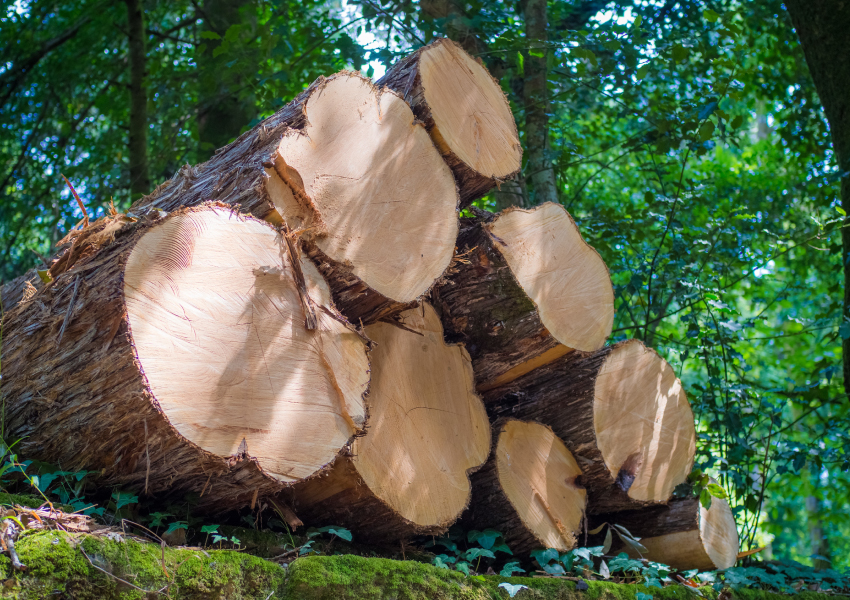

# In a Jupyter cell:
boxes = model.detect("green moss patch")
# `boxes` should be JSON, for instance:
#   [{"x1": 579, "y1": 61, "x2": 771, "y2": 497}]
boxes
[
  {"x1": 0, "y1": 530, "x2": 286, "y2": 599},
  {"x1": 285, "y1": 555, "x2": 849, "y2": 600}
]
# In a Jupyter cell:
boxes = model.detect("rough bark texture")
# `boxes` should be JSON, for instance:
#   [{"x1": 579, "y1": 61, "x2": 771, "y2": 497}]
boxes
[
  {"x1": 282, "y1": 457, "x2": 450, "y2": 543},
  {"x1": 466, "y1": 448, "x2": 541, "y2": 555},
  {"x1": 784, "y1": 1, "x2": 850, "y2": 405},
  {"x1": 376, "y1": 39, "x2": 520, "y2": 207},
  {"x1": 0, "y1": 205, "x2": 357, "y2": 514},
  {"x1": 431, "y1": 212, "x2": 567, "y2": 391},
  {"x1": 126, "y1": 75, "x2": 414, "y2": 324},
  {"x1": 522, "y1": 0, "x2": 557, "y2": 206},
  {"x1": 481, "y1": 346, "x2": 639, "y2": 513},
  {"x1": 124, "y1": 0, "x2": 149, "y2": 198}
]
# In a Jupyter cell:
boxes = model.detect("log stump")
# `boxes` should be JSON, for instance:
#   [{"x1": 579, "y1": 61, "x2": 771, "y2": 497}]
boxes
[
  {"x1": 288, "y1": 303, "x2": 491, "y2": 541},
  {"x1": 378, "y1": 38, "x2": 522, "y2": 205},
  {"x1": 593, "y1": 494, "x2": 739, "y2": 571},
  {"x1": 484, "y1": 339, "x2": 695, "y2": 514},
  {"x1": 0, "y1": 205, "x2": 370, "y2": 511},
  {"x1": 432, "y1": 203, "x2": 614, "y2": 391},
  {"x1": 468, "y1": 419, "x2": 586, "y2": 554}
]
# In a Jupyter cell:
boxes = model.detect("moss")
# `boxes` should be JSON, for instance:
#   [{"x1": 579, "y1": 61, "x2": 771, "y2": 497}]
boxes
[
  {"x1": 0, "y1": 530, "x2": 286, "y2": 599},
  {"x1": 285, "y1": 556, "x2": 850, "y2": 600},
  {"x1": 0, "y1": 492, "x2": 74, "y2": 512}
]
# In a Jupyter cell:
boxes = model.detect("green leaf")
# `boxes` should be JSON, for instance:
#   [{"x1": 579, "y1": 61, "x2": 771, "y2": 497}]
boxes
[
  {"x1": 837, "y1": 206, "x2": 847, "y2": 216},
  {"x1": 632, "y1": 14, "x2": 642, "y2": 29},
  {"x1": 464, "y1": 547, "x2": 496, "y2": 561},
  {"x1": 543, "y1": 562, "x2": 566, "y2": 575},
  {"x1": 500, "y1": 561, "x2": 526, "y2": 577},
  {"x1": 164, "y1": 521, "x2": 188, "y2": 534},
  {"x1": 531, "y1": 548, "x2": 559, "y2": 566},
  {"x1": 468, "y1": 529, "x2": 501, "y2": 549},
  {"x1": 327, "y1": 527, "x2": 352, "y2": 542},
  {"x1": 703, "y1": 9, "x2": 720, "y2": 22},
  {"x1": 699, "y1": 120, "x2": 716, "y2": 141},
  {"x1": 636, "y1": 63, "x2": 651, "y2": 80},
  {"x1": 587, "y1": 523, "x2": 607, "y2": 535},
  {"x1": 455, "y1": 561, "x2": 471, "y2": 575},
  {"x1": 730, "y1": 115, "x2": 744, "y2": 129},
  {"x1": 636, "y1": 593, "x2": 654, "y2": 600},
  {"x1": 700, "y1": 488, "x2": 712, "y2": 509},
  {"x1": 199, "y1": 31, "x2": 221, "y2": 40},
  {"x1": 517, "y1": 52, "x2": 524, "y2": 76},
  {"x1": 200, "y1": 524, "x2": 219, "y2": 534},
  {"x1": 671, "y1": 44, "x2": 688, "y2": 63},
  {"x1": 706, "y1": 483, "x2": 728, "y2": 499},
  {"x1": 37, "y1": 269, "x2": 52, "y2": 284},
  {"x1": 602, "y1": 527, "x2": 613, "y2": 554}
]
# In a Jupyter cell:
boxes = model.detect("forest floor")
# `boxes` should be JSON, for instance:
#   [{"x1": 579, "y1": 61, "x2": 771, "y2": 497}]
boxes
[{"x1": 0, "y1": 492, "x2": 844, "y2": 600}]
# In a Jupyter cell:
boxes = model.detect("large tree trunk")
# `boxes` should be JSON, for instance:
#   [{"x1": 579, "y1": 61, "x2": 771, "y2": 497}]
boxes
[
  {"x1": 784, "y1": 1, "x2": 850, "y2": 400},
  {"x1": 467, "y1": 419, "x2": 585, "y2": 554},
  {"x1": 286, "y1": 303, "x2": 491, "y2": 541},
  {"x1": 377, "y1": 38, "x2": 522, "y2": 206},
  {"x1": 522, "y1": 0, "x2": 558, "y2": 206},
  {"x1": 197, "y1": 0, "x2": 258, "y2": 160},
  {"x1": 0, "y1": 204, "x2": 370, "y2": 512},
  {"x1": 124, "y1": 0, "x2": 149, "y2": 198},
  {"x1": 130, "y1": 72, "x2": 460, "y2": 324},
  {"x1": 591, "y1": 494, "x2": 739, "y2": 571},
  {"x1": 431, "y1": 203, "x2": 614, "y2": 391},
  {"x1": 483, "y1": 339, "x2": 696, "y2": 514}
]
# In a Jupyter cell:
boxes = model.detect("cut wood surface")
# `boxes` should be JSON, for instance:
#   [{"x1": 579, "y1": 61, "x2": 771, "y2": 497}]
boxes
[
  {"x1": 288, "y1": 303, "x2": 490, "y2": 541},
  {"x1": 378, "y1": 38, "x2": 522, "y2": 205},
  {"x1": 468, "y1": 419, "x2": 586, "y2": 554},
  {"x1": 432, "y1": 203, "x2": 614, "y2": 391},
  {"x1": 592, "y1": 494, "x2": 739, "y2": 571},
  {"x1": 270, "y1": 72, "x2": 459, "y2": 322},
  {"x1": 484, "y1": 339, "x2": 695, "y2": 514},
  {"x1": 0, "y1": 204, "x2": 370, "y2": 510},
  {"x1": 127, "y1": 70, "x2": 459, "y2": 324}
]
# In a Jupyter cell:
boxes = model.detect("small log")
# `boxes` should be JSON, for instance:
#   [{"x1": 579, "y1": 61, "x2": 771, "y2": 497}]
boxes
[
  {"x1": 484, "y1": 339, "x2": 696, "y2": 514},
  {"x1": 467, "y1": 419, "x2": 586, "y2": 554},
  {"x1": 432, "y1": 203, "x2": 614, "y2": 391},
  {"x1": 378, "y1": 38, "x2": 522, "y2": 205},
  {"x1": 592, "y1": 494, "x2": 739, "y2": 571},
  {"x1": 287, "y1": 303, "x2": 491, "y2": 541},
  {"x1": 130, "y1": 71, "x2": 460, "y2": 324},
  {"x1": 1, "y1": 204, "x2": 370, "y2": 511}
]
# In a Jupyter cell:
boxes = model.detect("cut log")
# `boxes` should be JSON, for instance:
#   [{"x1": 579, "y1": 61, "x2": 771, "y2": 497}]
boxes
[
  {"x1": 484, "y1": 339, "x2": 695, "y2": 514},
  {"x1": 377, "y1": 38, "x2": 522, "y2": 205},
  {"x1": 592, "y1": 494, "x2": 739, "y2": 571},
  {"x1": 432, "y1": 203, "x2": 614, "y2": 391},
  {"x1": 270, "y1": 72, "x2": 459, "y2": 323},
  {"x1": 287, "y1": 303, "x2": 490, "y2": 541},
  {"x1": 467, "y1": 419, "x2": 586, "y2": 554},
  {"x1": 130, "y1": 71, "x2": 459, "y2": 324},
  {"x1": 0, "y1": 204, "x2": 370, "y2": 511}
]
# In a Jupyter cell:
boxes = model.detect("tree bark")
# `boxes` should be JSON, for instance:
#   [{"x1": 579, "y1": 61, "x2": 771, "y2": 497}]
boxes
[
  {"x1": 784, "y1": 1, "x2": 850, "y2": 401},
  {"x1": 431, "y1": 204, "x2": 613, "y2": 391},
  {"x1": 590, "y1": 494, "x2": 739, "y2": 571},
  {"x1": 197, "y1": 0, "x2": 257, "y2": 160},
  {"x1": 0, "y1": 204, "x2": 370, "y2": 513},
  {"x1": 285, "y1": 304, "x2": 491, "y2": 542},
  {"x1": 377, "y1": 38, "x2": 522, "y2": 207},
  {"x1": 467, "y1": 419, "x2": 585, "y2": 554},
  {"x1": 482, "y1": 340, "x2": 696, "y2": 514},
  {"x1": 522, "y1": 0, "x2": 558, "y2": 206},
  {"x1": 124, "y1": 0, "x2": 150, "y2": 198}
]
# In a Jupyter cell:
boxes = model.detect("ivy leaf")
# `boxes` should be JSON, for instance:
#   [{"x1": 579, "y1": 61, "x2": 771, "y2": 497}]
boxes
[
  {"x1": 164, "y1": 521, "x2": 188, "y2": 534},
  {"x1": 200, "y1": 524, "x2": 219, "y2": 534},
  {"x1": 500, "y1": 561, "x2": 526, "y2": 577},
  {"x1": 531, "y1": 548, "x2": 559, "y2": 566},
  {"x1": 468, "y1": 529, "x2": 501, "y2": 549},
  {"x1": 464, "y1": 547, "x2": 496, "y2": 561},
  {"x1": 455, "y1": 561, "x2": 471, "y2": 575},
  {"x1": 542, "y1": 562, "x2": 566, "y2": 575}
]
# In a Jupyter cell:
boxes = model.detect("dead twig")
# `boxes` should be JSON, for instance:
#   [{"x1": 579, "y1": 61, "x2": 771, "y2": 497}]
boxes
[
  {"x1": 57, "y1": 275, "x2": 81, "y2": 346},
  {"x1": 61, "y1": 173, "x2": 89, "y2": 228}
]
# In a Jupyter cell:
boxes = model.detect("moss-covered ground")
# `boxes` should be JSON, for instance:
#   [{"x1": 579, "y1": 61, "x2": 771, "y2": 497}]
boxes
[{"x1": 0, "y1": 534, "x2": 843, "y2": 600}]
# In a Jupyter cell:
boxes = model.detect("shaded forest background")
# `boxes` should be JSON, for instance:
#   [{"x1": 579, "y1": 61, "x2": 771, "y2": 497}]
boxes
[{"x1": 2, "y1": 0, "x2": 849, "y2": 568}]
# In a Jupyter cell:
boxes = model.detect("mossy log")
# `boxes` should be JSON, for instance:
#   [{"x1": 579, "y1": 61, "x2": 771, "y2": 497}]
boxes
[
  {"x1": 129, "y1": 71, "x2": 459, "y2": 324},
  {"x1": 591, "y1": 494, "x2": 740, "y2": 571},
  {"x1": 377, "y1": 38, "x2": 522, "y2": 206},
  {"x1": 431, "y1": 203, "x2": 614, "y2": 391},
  {"x1": 286, "y1": 304, "x2": 491, "y2": 542},
  {"x1": 0, "y1": 204, "x2": 370, "y2": 512},
  {"x1": 483, "y1": 340, "x2": 696, "y2": 514},
  {"x1": 467, "y1": 419, "x2": 586, "y2": 554}
]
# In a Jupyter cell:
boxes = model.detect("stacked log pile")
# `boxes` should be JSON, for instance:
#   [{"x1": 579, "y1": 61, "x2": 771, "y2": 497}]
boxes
[{"x1": 0, "y1": 39, "x2": 738, "y2": 569}]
